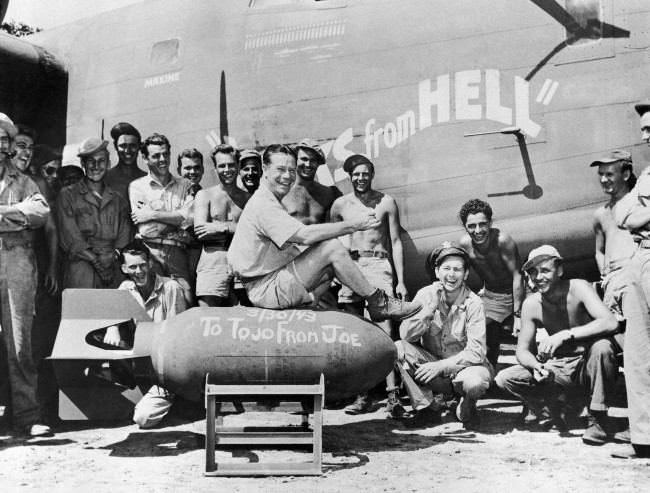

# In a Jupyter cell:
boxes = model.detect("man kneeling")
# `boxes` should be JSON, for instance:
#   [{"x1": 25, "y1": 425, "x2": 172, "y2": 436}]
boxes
[
  {"x1": 495, "y1": 245, "x2": 620, "y2": 445},
  {"x1": 396, "y1": 242, "x2": 493, "y2": 427},
  {"x1": 227, "y1": 144, "x2": 420, "y2": 321}
]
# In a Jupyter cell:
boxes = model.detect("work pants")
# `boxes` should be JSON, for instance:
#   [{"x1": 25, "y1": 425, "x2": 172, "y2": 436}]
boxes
[
  {"x1": 622, "y1": 247, "x2": 650, "y2": 446},
  {"x1": 395, "y1": 340, "x2": 492, "y2": 411},
  {"x1": 495, "y1": 338, "x2": 619, "y2": 413},
  {"x1": 133, "y1": 385, "x2": 174, "y2": 429},
  {"x1": 0, "y1": 245, "x2": 40, "y2": 427}
]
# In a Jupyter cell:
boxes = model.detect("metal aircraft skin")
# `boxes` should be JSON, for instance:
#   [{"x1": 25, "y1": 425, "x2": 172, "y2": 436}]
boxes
[{"x1": 1, "y1": 0, "x2": 649, "y2": 292}]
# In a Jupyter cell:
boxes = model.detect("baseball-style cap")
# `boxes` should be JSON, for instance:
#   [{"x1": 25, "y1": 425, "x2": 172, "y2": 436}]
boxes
[
  {"x1": 110, "y1": 122, "x2": 141, "y2": 142},
  {"x1": 589, "y1": 149, "x2": 632, "y2": 167},
  {"x1": 77, "y1": 137, "x2": 109, "y2": 158},
  {"x1": 0, "y1": 112, "x2": 18, "y2": 139},
  {"x1": 635, "y1": 101, "x2": 650, "y2": 116},
  {"x1": 239, "y1": 149, "x2": 262, "y2": 163},
  {"x1": 522, "y1": 244, "x2": 562, "y2": 272},
  {"x1": 343, "y1": 154, "x2": 374, "y2": 174},
  {"x1": 428, "y1": 241, "x2": 469, "y2": 268},
  {"x1": 294, "y1": 138, "x2": 325, "y2": 164}
]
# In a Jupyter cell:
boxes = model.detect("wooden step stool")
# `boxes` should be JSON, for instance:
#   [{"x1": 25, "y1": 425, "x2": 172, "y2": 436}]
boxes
[{"x1": 204, "y1": 374, "x2": 324, "y2": 476}]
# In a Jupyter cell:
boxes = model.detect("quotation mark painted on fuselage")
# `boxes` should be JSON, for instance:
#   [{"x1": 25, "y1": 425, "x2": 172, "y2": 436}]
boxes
[{"x1": 536, "y1": 79, "x2": 559, "y2": 106}]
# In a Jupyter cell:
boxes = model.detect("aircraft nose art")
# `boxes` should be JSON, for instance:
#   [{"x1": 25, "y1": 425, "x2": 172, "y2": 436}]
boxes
[{"x1": 151, "y1": 307, "x2": 397, "y2": 401}]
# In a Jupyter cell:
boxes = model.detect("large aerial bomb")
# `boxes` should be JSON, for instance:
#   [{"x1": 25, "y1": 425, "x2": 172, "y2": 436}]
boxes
[{"x1": 50, "y1": 289, "x2": 397, "y2": 419}]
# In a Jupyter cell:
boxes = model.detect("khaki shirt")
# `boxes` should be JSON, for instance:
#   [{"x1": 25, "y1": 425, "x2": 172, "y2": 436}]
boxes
[
  {"x1": 227, "y1": 183, "x2": 303, "y2": 278},
  {"x1": 56, "y1": 179, "x2": 131, "y2": 258},
  {"x1": 400, "y1": 282, "x2": 488, "y2": 367},
  {"x1": 128, "y1": 173, "x2": 192, "y2": 244},
  {"x1": 119, "y1": 274, "x2": 187, "y2": 322},
  {"x1": 0, "y1": 162, "x2": 49, "y2": 233}
]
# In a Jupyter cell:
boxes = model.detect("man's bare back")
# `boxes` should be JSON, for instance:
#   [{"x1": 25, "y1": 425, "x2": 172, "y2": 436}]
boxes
[{"x1": 283, "y1": 181, "x2": 341, "y2": 225}]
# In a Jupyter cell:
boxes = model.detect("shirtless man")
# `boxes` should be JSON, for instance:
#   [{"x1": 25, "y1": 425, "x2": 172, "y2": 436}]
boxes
[
  {"x1": 330, "y1": 154, "x2": 408, "y2": 417},
  {"x1": 591, "y1": 150, "x2": 636, "y2": 346},
  {"x1": 282, "y1": 139, "x2": 341, "y2": 225},
  {"x1": 194, "y1": 144, "x2": 249, "y2": 306},
  {"x1": 458, "y1": 199, "x2": 524, "y2": 367},
  {"x1": 495, "y1": 245, "x2": 620, "y2": 445}
]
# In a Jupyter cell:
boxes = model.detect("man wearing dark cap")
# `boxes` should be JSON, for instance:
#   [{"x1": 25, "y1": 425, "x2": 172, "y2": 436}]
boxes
[
  {"x1": 283, "y1": 139, "x2": 341, "y2": 225},
  {"x1": 0, "y1": 112, "x2": 52, "y2": 437},
  {"x1": 610, "y1": 102, "x2": 650, "y2": 458},
  {"x1": 591, "y1": 151, "x2": 636, "y2": 339},
  {"x1": 228, "y1": 144, "x2": 421, "y2": 321},
  {"x1": 330, "y1": 153, "x2": 408, "y2": 416},
  {"x1": 57, "y1": 137, "x2": 131, "y2": 288},
  {"x1": 495, "y1": 245, "x2": 620, "y2": 445},
  {"x1": 238, "y1": 149, "x2": 262, "y2": 194},
  {"x1": 106, "y1": 122, "x2": 146, "y2": 203},
  {"x1": 396, "y1": 242, "x2": 492, "y2": 427}
]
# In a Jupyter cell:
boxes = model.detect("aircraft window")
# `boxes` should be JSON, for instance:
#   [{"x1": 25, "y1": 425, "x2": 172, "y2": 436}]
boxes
[
  {"x1": 565, "y1": 0, "x2": 602, "y2": 45},
  {"x1": 150, "y1": 38, "x2": 180, "y2": 65}
]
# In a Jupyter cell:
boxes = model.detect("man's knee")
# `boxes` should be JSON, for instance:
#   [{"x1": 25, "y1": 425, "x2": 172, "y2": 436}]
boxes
[
  {"x1": 495, "y1": 365, "x2": 529, "y2": 390},
  {"x1": 133, "y1": 386, "x2": 174, "y2": 429},
  {"x1": 456, "y1": 369, "x2": 491, "y2": 398},
  {"x1": 588, "y1": 338, "x2": 617, "y2": 362}
]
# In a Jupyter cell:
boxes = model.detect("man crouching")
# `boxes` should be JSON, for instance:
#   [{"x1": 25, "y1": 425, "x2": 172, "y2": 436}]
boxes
[
  {"x1": 495, "y1": 245, "x2": 620, "y2": 445},
  {"x1": 396, "y1": 242, "x2": 493, "y2": 427}
]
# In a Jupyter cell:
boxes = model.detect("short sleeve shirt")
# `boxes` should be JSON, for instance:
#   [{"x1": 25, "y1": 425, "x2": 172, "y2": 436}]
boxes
[{"x1": 227, "y1": 183, "x2": 303, "y2": 277}]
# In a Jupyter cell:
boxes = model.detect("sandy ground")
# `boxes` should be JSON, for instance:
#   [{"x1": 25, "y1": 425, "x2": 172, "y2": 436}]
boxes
[{"x1": 1, "y1": 391, "x2": 648, "y2": 493}]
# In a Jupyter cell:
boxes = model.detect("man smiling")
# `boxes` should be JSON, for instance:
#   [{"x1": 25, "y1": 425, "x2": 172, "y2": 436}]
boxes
[
  {"x1": 106, "y1": 122, "x2": 146, "y2": 203},
  {"x1": 396, "y1": 242, "x2": 492, "y2": 428},
  {"x1": 495, "y1": 245, "x2": 620, "y2": 445},
  {"x1": 228, "y1": 144, "x2": 420, "y2": 321}
]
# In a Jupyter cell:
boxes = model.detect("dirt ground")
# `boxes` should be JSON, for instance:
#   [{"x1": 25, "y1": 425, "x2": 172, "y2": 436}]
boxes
[{"x1": 1, "y1": 391, "x2": 648, "y2": 493}]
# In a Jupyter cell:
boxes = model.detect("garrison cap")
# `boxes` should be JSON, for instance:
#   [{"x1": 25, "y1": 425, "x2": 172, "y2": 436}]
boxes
[
  {"x1": 110, "y1": 122, "x2": 141, "y2": 142},
  {"x1": 77, "y1": 137, "x2": 109, "y2": 158},
  {"x1": 428, "y1": 241, "x2": 469, "y2": 268},
  {"x1": 522, "y1": 244, "x2": 562, "y2": 273},
  {"x1": 294, "y1": 138, "x2": 325, "y2": 164},
  {"x1": 635, "y1": 101, "x2": 650, "y2": 116},
  {"x1": 239, "y1": 149, "x2": 262, "y2": 163},
  {"x1": 589, "y1": 149, "x2": 632, "y2": 167},
  {"x1": 343, "y1": 154, "x2": 374, "y2": 174},
  {"x1": 0, "y1": 112, "x2": 18, "y2": 139}
]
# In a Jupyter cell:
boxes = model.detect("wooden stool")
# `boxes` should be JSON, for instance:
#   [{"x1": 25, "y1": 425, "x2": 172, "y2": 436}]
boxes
[{"x1": 204, "y1": 374, "x2": 324, "y2": 476}]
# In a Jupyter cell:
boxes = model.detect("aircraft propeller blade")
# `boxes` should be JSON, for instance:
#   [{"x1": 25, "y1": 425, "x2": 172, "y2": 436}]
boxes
[{"x1": 219, "y1": 70, "x2": 229, "y2": 144}]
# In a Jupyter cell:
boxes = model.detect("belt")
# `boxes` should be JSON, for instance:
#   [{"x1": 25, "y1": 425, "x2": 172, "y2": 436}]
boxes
[
  {"x1": 141, "y1": 237, "x2": 187, "y2": 249},
  {"x1": 350, "y1": 250, "x2": 389, "y2": 260}
]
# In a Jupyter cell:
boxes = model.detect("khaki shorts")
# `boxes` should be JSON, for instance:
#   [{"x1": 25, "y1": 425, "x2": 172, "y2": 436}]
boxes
[
  {"x1": 244, "y1": 261, "x2": 312, "y2": 309},
  {"x1": 480, "y1": 288, "x2": 513, "y2": 323},
  {"x1": 196, "y1": 247, "x2": 233, "y2": 298},
  {"x1": 338, "y1": 257, "x2": 393, "y2": 304}
]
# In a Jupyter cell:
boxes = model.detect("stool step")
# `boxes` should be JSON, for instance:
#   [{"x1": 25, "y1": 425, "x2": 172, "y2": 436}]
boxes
[
  {"x1": 215, "y1": 430, "x2": 313, "y2": 446},
  {"x1": 205, "y1": 461, "x2": 321, "y2": 477}
]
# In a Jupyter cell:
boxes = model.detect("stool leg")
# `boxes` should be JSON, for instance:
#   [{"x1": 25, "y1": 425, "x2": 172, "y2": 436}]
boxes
[
  {"x1": 313, "y1": 393, "x2": 323, "y2": 472},
  {"x1": 205, "y1": 395, "x2": 216, "y2": 473}
]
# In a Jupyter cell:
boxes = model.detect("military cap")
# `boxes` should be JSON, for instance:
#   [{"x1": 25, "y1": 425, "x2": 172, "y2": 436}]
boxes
[
  {"x1": 343, "y1": 154, "x2": 374, "y2": 174},
  {"x1": 428, "y1": 241, "x2": 469, "y2": 268},
  {"x1": 589, "y1": 149, "x2": 632, "y2": 167},
  {"x1": 0, "y1": 112, "x2": 18, "y2": 139},
  {"x1": 239, "y1": 149, "x2": 262, "y2": 163},
  {"x1": 294, "y1": 138, "x2": 326, "y2": 164},
  {"x1": 77, "y1": 137, "x2": 109, "y2": 158},
  {"x1": 522, "y1": 244, "x2": 562, "y2": 272},
  {"x1": 635, "y1": 101, "x2": 650, "y2": 116}
]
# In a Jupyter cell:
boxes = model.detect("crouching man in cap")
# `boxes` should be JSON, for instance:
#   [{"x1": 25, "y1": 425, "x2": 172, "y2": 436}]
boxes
[
  {"x1": 57, "y1": 137, "x2": 131, "y2": 288},
  {"x1": 395, "y1": 242, "x2": 493, "y2": 427},
  {"x1": 495, "y1": 245, "x2": 620, "y2": 445},
  {"x1": 0, "y1": 113, "x2": 52, "y2": 436},
  {"x1": 228, "y1": 144, "x2": 421, "y2": 321}
]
